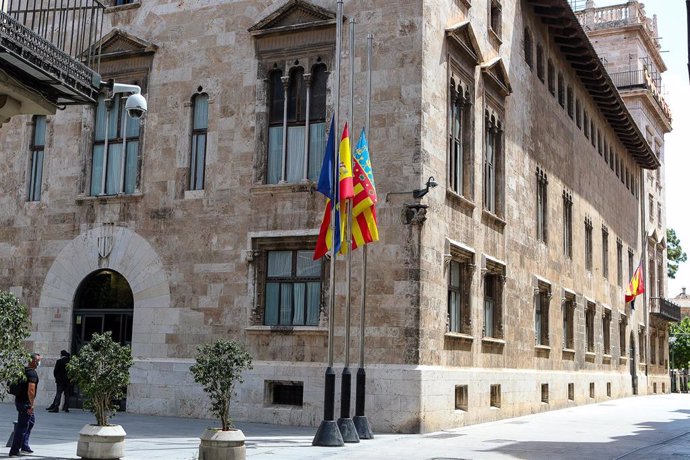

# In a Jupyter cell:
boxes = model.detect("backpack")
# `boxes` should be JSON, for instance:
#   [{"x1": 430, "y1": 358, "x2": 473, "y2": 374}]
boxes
[{"x1": 8, "y1": 381, "x2": 21, "y2": 396}]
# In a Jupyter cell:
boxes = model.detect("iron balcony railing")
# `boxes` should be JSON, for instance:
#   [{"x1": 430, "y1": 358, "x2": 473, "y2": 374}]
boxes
[
  {"x1": 650, "y1": 297, "x2": 681, "y2": 323},
  {"x1": 0, "y1": 0, "x2": 105, "y2": 104},
  {"x1": 609, "y1": 69, "x2": 672, "y2": 122}
]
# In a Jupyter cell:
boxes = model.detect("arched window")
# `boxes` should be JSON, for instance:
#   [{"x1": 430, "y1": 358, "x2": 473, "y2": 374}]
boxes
[{"x1": 189, "y1": 92, "x2": 209, "y2": 190}]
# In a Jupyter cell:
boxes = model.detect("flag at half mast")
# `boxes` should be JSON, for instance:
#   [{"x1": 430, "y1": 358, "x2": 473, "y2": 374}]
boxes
[
  {"x1": 313, "y1": 119, "x2": 354, "y2": 259},
  {"x1": 625, "y1": 262, "x2": 645, "y2": 309},
  {"x1": 350, "y1": 128, "x2": 378, "y2": 249}
]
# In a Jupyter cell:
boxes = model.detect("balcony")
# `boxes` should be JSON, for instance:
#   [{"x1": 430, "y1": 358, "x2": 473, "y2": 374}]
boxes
[
  {"x1": 0, "y1": 0, "x2": 103, "y2": 122},
  {"x1": 609, "y1": 68, "x2": 672, "y2": 123},
  {"x1": 571, "y1": 1, "x2": 659, "y2": 48},
  {"x1": 650, "y1": 297, "x2": 682, "y2": 323}
]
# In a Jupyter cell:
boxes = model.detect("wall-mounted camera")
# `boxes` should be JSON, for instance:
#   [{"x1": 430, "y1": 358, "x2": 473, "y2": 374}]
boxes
[{"x1": 100, "y1": 81, "x2": 148, "y2": 119}]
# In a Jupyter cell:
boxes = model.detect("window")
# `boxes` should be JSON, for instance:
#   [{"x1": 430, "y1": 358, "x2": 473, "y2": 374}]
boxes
[
  {"x1": 263, "y1": 249, "x2": 322, "y2": 326},
  {"x1": 448, "y1": 77, "x2": 473, "y2": 198},
  {"x1": 602, "y1": 308, "x2": 611, "y2": 355},
  {"x1": 547, "y1": 59, "x2": 555, "y2": 95},
  {"x1": 619, "y1": 315, "x2": 627, "y2": 357},
  {"x1": 483, "y1": 268, "x2": 504, "y2": 339},
  {"x1": 583, "y1": 111, "x2": 589, "y2": 139},
  {"x1": 265, "y1": 381, "x2": 304, "y2": 406},
  {"x1": 28, "y1": 116, "x2": 46, "y2": 201},
  {"x1": 535, "y1": 282, "x2": 550, "y2": 346},
  {"x1": 597, "y1": 130, "x2": 602, "y2": 156},
  {"x1": 617, "y1": 240, "x2": 623, "y2": 286},
  {"x1": 490, "y1": 384, "x2": 501, "y2": 408},
  {"x1": 557, "y1": 73, "x2": 565, "y2": 107},
  {"x1": 489, "y1": 0, "x2": 502, "y2": 39},
  {"x1": 650, "y1": 330, "x2": 657, "y2": 364},
  {"x1": 189, "y1": 93, "x2": 209, "y2": 191},
  {"x1": 586, "y1": 302, "x2": 595, "y2": 353},
  {"x1": 658, "y1": 332, "x2": 664, "y2": 368},
  {"x1": 483, "y1": 112, "x2": 503, "y2": 215},
  {"x1": 590, "y1": 121, "x2": 596, "y2": 147},
  {"x1": 567, "y1": 86, "x2": 573, "y2": 118},
  {"x1": 524, "y1": 28, "x2": 533, "y2": 67},
  {"x1": 113, "y1": 0, "x2": 134, "y2": 5},
  {"x1": 90, "y1": 94, "x2": 141, "y2": 196},
  {"x1": 575, "y1": 98, "x2": 581, "y2": 128},
  {"x1": 541, "y1": 383, "x2": 549, "y2": 403},
  {"x1": 562, "y1": 294, "x2": 575, "y2": 349},
  {"x1": 639, "y1": 326, "x2": 646, "y2": 362},
  {"x1": 589, "y1": 382, "x2": 595, "y2": 398},
  {"x1": 455, "y1": 385, "x2": 468, "y2": 411},
  {"x1": 657, "y1": 203, "x2": 662, "y2": 227},
  {"x1": 563, "y1": 191, "x2": 573, "y2": 258},
  {"x1": 267, "y1": 63, "x2": 328, "y2": 184},
  {"x1": 536, "y1": 167, "x2": 548, "y2": 243},
  {"x1": 536, "y1": 44, "x2": 544, "y2": 82},
  {"x1": 606, "y1": 382, "x2": 611, "y2": 397},
  {"x1": 602, "y1": 226, "x2": 609, "y2": 280},
  {"x1": 628, "y1": 249, "x2": 634, "y2": 281},
  {"x1": 585, "y1": 218, "x2": 593, "y2": 272},
  {"x1": 568, "y1": 383, "x2": 574, "y2": 401},
  {"x1": 448, "y1": 256, "x2": 472, "y2": 335}
]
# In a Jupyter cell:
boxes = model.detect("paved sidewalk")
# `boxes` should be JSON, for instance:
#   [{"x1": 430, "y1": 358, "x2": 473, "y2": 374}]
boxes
[{"x1": 2, "y1": 394, "x2": 689, "y2": 459}]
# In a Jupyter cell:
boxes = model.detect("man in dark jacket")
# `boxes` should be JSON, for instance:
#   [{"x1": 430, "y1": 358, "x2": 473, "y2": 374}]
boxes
[
  {"x1": 9, "y1": 353, "x2": 40, "y2": 457},
  {"x1": 47, "y1": 350, "x2": 70, "y2": 413}
]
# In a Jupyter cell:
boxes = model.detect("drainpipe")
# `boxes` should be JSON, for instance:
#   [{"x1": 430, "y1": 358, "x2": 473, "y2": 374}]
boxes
[{"x1": 687, "y1": 0, "x2": 690, "y2": 82}]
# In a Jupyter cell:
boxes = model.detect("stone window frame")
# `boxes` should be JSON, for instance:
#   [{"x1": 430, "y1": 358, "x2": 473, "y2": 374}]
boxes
[
  {"x1": 583, "y1": 110, "x2": 589, "y2": 139},
  {"x1": 650, "y1": 328, "x2": 657, "y2": 365},
  {"x1": 561, "y1": 290, "x2": 576, "y2": 350},
  {"x1": 575, "y1": 98, "x2": 582, "y2": 129},
  {"x1": 628, "y1": 248, "x2": 634, "y2": 281},
  {"x1": 27, "y1": 115, "x2": 47, "y2": 202},
  {"x1": 590, "y1": 120, "x2": 596, "y2": 148},
  {"x1": 536, "y1": 43, "x2": 544, "y2": 82},
  {"x1": 536, "y1": 166, "x2": 548, "y2": 244},
  {"x1": 446, "y1": 242, "x2": 476, "y2": 336},
  {"x1": 188, "y1": 91, "x2": 210, "y2": 191},
  {"x1": 616, "y1": 238, "x2": 623, "y2": 286},
  {"x1": 534, "y1": 276, "x2": 551, "y2": 347},
  {"x1": 638, "y1": 325, "x2": 646, "y2": 364},
  {"x1": 448, "y1": 55, "x2": 475, "y2": 201},
  {"x1": 585, "y1": 217, "x2": 593, "y2": 272},
  {"x1": 483, "y1": 105, "x2": 505, "y2": 219},
  {"x1": 547, "y1": 59, "x2": 555, "y2": 96},
  {"x1": 481, "y1": 255, "x2": 506, "y2": 341},
  {"x1": 523, "y1": 27, "x2": 533, "y2": 68},
  {"x1": 566, "y1": 85, "x2": 574, "y2": 119},
  {"x1": 648, "y1": 194, "x2": 654, "y2": 223},
  {"x1": 585, "y1": 301, "x2": 596, "y2": 354},
  {"x1": 488, "y1": 0, "x2": 502, "y2": 43},
  {"x1": 562, "y1": 190, "x2": 573, "y2": 259},
  {"x1": 250, "y1": 235, "x2": 326, "y2": 329},
  {"x1": 619, "y1": 313, "x2": 627, "y2": 358},
  {"x1": 601, "y1": 225, "x2": 609, "y2": 280},
  {"x1": 602, "y1": 305, "x2": 612, "y2": 356},
  {"x1": 557, "y1": 73, "x2": 565, "y2": 108}
]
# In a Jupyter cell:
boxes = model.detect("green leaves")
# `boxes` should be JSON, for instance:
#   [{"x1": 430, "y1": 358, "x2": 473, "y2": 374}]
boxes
[
  {"x1": 0, "y1": 290, "x2": 31, "y2": 399},
  {"x1": 190, "y1": 340, "x2": 252, "y2": 431},
  {"x1": 67, "y1": 331, "x2": 133, "y2": 426},
  {"x1": 671, "y1": 317, "x2": 690, "y2": 370},
  {"x1": 667, "y1": 228, "x2": 687, "y2": 279}
]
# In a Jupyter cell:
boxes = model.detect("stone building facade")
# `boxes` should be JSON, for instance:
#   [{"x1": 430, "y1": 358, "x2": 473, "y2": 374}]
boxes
[{"x1": 0, "y1": 0, "x2": 676, "y2": 433}]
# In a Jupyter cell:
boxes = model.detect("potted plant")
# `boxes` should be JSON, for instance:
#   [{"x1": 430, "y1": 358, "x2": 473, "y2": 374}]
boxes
[
  {"x1": 190, "y1": 339, "x2": 252, "y2": 460},
  {"x1": 67, "y1": 331, "x2": 134, "y2": 460}
]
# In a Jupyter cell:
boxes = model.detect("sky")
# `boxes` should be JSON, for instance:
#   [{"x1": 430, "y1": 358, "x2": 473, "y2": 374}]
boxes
[{"x1": 590, "y1": 1, "x2": 689, "y2": 297}]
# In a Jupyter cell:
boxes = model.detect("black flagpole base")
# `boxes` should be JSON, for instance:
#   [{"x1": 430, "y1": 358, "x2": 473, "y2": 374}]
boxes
[
  {"x1": 353, "y1": 415, "x2": 373, "y2": 439},
  {"x1": 336, "y1": 417, "x2": 360, "y2": 443},
  {"x1": 312, "y1": 420, "x2": 344, "y2": 447}
]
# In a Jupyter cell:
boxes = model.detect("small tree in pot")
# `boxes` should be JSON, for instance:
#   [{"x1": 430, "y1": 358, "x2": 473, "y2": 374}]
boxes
[
  {"x1": 191, "y1": 340, "x2": 252, "y2": 460},
  {"x1": 67, "y1": 331, "x2": 134, "y2": 459}
]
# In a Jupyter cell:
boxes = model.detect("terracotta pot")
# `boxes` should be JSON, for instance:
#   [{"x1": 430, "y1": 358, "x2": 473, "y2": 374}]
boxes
[
  {"x1": 76, "y1": 424, "x2": 126, "y2": 459},
  {"x1": 198, "y1": 428, "x2": 246, "y2": 460}
]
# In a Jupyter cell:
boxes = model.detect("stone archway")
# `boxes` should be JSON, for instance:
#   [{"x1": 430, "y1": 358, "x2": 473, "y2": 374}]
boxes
[{"x1": 37, "y1": 225, "x2": 171, "y2": 358}]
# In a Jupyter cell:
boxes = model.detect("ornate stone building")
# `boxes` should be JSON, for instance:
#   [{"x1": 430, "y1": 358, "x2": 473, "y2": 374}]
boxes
[{"x1": 0, "y1": 0, "x2": 679, "y2": 433}]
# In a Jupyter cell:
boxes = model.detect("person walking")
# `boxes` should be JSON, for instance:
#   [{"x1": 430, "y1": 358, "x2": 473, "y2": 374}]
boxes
[
  {"x1": 9, "y1": 352, "x2": 41, "y2": 457},
  {"x1": 47, "y1": 350, "x2": 71, "y2": 413}
]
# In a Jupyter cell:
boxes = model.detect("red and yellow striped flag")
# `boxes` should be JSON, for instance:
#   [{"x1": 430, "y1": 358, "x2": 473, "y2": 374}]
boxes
[
  {"x1": 625, "y1": 263, "x2": 645, "y2": 306},
  {"x1": 350, "y1": 128, "x2": 378, "y2": 250}
]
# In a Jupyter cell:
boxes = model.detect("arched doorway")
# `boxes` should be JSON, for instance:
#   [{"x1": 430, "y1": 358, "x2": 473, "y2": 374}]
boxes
[
  {"x1": 630, "y1": 331, "x2": 638, "y2": 395},
  {"x1": 72, "y1": 269, "x2": 133, "y2": 353}
]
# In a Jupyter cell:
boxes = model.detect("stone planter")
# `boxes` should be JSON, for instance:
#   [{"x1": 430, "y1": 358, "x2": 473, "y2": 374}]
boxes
[
  {"x1": 198, "y1": 428, "x2": 246, "y2": 460},
  {"x1": 76, "y1": 424, "x2": 126, "y2": 459}
]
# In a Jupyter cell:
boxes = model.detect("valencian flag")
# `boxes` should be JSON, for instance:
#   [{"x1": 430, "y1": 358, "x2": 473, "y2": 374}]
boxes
[
  {"x1": 313, "y1": 119, "x2": 354, "y2": 259},
  {"x1": 350, "y1": 128, "x2": 379, "y2": 249},
  {"x1": 625, "y1": 263, "x2": 645, "y2": 309}
]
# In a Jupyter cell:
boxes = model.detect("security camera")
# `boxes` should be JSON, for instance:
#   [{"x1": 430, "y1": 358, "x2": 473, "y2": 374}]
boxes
[{"x1": 125, "y1": 93, "x2": 147, "y2": 119}]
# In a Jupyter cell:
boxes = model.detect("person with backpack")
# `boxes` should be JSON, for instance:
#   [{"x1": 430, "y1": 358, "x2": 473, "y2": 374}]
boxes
[
  {"x1": 47, "y1": 350, "x2": 71, "y2": 413},
  {"x1": 9, "y1": 353, "x2": 41, "y2": 457}
]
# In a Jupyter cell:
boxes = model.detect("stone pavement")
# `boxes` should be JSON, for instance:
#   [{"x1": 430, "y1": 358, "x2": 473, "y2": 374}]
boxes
[{"x1": 1, "y1": 393, "x2": 689, "y2": 459}]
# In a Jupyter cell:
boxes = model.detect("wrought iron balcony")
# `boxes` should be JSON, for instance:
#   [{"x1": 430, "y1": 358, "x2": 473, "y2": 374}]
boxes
[
  {"x1": 609, "y1": 69, "x2": 672, "y2": 123},
  {"x1": 650, "y1": 297, "x2": 682, "y2": 323},
  {"x1": 0, "y1": 0, "x2": 104, "y2": 109}
]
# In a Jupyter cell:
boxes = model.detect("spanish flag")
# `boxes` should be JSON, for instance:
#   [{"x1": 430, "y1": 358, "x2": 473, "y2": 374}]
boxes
[
  {"x1": 313, "y1": 120, "x2": 354, "y2": 260},
  {"x1": 625, "y1": 263, "x2": 645, "y2": 308}
]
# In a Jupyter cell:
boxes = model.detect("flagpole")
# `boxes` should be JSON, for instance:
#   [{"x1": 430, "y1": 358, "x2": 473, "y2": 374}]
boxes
[
  {"x1": 337, "y1": 16, "x2": 360, "y2": 444},
  {"x1": 353, "y1": 32, "x2": 374, "y2": 440},
  {"x1": 640, "y1": 167, "x2": 649, "y2": 380},
  {"x1": 313, "y1": 0, "x2": 344, "y2": 447}
]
